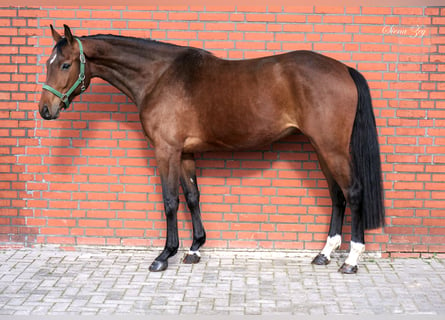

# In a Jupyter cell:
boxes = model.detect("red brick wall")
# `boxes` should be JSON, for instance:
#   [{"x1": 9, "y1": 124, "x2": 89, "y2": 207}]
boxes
[{"x1": 1, "y1": 6, "x2": 444, "y2": 257}]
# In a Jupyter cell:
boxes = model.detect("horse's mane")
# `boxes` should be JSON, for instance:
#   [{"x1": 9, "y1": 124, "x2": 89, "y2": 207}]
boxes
[{"x1": 54, "y1": 33, "x2": 213, "y2": 57}]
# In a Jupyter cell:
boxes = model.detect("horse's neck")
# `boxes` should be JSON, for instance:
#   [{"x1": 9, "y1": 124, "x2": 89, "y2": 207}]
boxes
[{"x1": 83, "y1": 36, "x2": 181, "y2": 107}]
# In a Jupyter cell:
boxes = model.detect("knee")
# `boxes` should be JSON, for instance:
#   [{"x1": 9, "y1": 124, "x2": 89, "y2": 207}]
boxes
[
  {"x1": 164, "y1": 196, "x2": 179, "y2": 215},
  {"x1": 185, "y1": 189, "x2": 200, "y2": 210}
]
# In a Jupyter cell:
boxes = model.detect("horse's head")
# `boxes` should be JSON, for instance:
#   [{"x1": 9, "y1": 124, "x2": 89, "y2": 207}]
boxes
[{"x1": 39, "y1": 25, "x2": 90, "y2": 120}]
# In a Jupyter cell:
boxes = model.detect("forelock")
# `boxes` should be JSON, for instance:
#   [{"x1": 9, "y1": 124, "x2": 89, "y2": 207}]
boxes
[{"x1": 55, "y1": 38, "x2": 68, "y2": 54}]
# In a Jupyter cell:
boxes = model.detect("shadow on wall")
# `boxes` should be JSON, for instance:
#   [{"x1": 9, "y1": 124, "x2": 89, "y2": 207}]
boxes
[{"x1": 19, "y1": 77, "x2": 329, "y2": 247}]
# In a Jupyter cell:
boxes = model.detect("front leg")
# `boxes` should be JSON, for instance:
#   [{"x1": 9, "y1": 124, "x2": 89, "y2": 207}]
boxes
[{"x1": 149, "y1": 147, "x2": 182, "y2": 272}]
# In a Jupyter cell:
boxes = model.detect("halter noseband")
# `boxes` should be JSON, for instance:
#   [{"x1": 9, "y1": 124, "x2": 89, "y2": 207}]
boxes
[{"x1": 42, "y1": 38, "x2": 86, "y2": 108}]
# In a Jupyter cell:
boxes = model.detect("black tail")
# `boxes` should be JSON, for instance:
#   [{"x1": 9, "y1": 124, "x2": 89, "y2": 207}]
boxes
[{"x1": 348, "y1": 67, "x2": 385, "y2": 230}]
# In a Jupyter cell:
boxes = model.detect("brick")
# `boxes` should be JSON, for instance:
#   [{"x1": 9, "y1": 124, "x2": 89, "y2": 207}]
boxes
[
  {"x1": 77, "y1": 237, "x2": 105, "y2": 245},
  {"x1": 282, "y1": 7, "x2": 313, "y2": 14},
  {"x1": 128, "y1": 21, "x2": 158, "y2": 29},
  {"x1": 322, "y1": 33, "x2": 351, "y2": 42},
  {"x1": 80, "y1": 20, "x2": 112, "y2": 29},
  {"x1": 314, "y1": 24, "x2": 344, "y2": 33},
  {"x1": 354, "y1": 15, "x2": 385, "y2": 24},
  {"x1": 323, "y1": 15, "x2": 353, "y2": 23},
  {"x1": 282, "y1": 23, "x2": 313, "y2": 33},
  {"x1": 394, "y1": 7, "x2": 424, "y2": 15},
  {"x1": 91, "y1": 10, "x2": 121, "y2": 19},
  {"x1": 314, "y1": 6, "x2": 344, "y2": 14},
  {"x1": 49, "y1": 10, "x2": 76, "y2": 18},
  {"x1": 199, "y1": 12, "x2": 229, "y2": 21},
  {"x1": 246, "y1": 14, "x2": 275, "y2": 22},
  {"x1": 276, "y1": 14, "x2": 306, "y2": 23},
  {"x1": 362, "y1": 7, "x2": 392, "y2": 15}
]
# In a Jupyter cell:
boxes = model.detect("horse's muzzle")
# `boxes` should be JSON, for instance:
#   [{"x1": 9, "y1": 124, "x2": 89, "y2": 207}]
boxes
[{"x1": 39, "y1": 104, "x2": 59, "y2": 120}]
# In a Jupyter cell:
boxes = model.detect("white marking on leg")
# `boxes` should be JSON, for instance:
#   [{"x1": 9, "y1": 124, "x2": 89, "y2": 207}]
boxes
[
  {"x1": 49, "y1": 52, "x2": 57, "y2": 65},
  {"x1": 345, "y1": 241, "x2": 365, "y2": 266},
  {"x1": 320, "y1": 234, "x2": 342, "y2": 261},
  {"x1": 188, "y1": 249, "x2": 201, "y2": 257}
]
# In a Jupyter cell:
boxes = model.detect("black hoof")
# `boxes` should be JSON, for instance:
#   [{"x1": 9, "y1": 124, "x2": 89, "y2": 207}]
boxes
[
  {"x1": 312, "y1": 253, "x2": 330, "y2": 265},
  {"x1": 183, "y1": 253, "x2": 201, "y2": 264},
  {"x1": 338, "y1": 263, "x2": 358, "y2": 274},
  {"x1": 149, "y1": 259, "x2": 168, "y2": 272}
]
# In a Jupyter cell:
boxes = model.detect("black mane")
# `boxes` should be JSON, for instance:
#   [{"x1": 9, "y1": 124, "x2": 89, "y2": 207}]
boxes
[
  {"x1": 83, "y1": 34, "x2": 213, "y2": 55},
  {"x1": 84, "y1": 34, "x2": 180, "y2": 47},
  {"x1": 54, "y1": 33, "x2": 213, "y2": 58}
]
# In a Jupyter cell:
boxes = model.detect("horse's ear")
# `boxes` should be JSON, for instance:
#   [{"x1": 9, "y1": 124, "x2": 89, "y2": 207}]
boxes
[
  {"x1": 63, "y1": 24, "x2": 74, "y2": 45},
  {"x1": 50, "y1": 24, "x2": 62, "y2": 42}
]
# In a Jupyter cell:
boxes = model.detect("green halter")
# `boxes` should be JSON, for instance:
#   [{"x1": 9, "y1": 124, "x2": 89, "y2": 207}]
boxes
[{"x1": 42, "y1": 38, "x2": 86, "y2": 108}]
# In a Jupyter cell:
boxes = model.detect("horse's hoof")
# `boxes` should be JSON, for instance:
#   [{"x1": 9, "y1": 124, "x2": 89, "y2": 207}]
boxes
[
  {"x1": 149, "y1": 260, "x2": 168, "y2": 272},
  {"x1": 338, "y1": 263, "x2": 358, "y2": 274},
  {"x1": 312, "y1": 253, "x2": 330, "y2": 265},
  {"x1": 183, "y1": 253, "x2": 201, "y2": 264}
]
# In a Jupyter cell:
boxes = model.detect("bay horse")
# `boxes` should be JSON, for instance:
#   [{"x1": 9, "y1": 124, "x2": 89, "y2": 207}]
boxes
[{"x1": 38, "y1": 25, "x2": 385, "y2": 274}]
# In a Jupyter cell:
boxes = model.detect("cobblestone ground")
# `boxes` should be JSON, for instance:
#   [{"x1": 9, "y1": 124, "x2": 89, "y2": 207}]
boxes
[{"x1": 0, "y1": 246, "x2": 444, "y2": 315}]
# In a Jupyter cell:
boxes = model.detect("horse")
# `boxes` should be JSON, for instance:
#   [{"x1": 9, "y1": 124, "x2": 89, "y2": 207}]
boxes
[{"x1": 38, "y1": 25, "x2": 385, "y2": 274}]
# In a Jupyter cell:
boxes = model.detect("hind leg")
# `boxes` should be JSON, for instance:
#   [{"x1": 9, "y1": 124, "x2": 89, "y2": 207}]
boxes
[
  {"x1": 312, "y1": 157, "x2": 346, "y2": 265},
  {"x1": 314, "y1": 151, "x2": 365, "y2": 274},
  {"x1": 180, "y1": 153, "x2": 206, "y2": 264},
  {"x1": 338, "y1": 180, "x2": 365, "y2": 274}
]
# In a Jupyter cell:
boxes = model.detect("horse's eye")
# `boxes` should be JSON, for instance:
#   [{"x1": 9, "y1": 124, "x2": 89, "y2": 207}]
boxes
[{"x1": 61, "y1": 63, "x2": 71, "y2": 70}]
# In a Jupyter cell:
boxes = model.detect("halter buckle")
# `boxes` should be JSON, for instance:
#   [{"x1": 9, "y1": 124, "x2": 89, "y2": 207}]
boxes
[{"x1": 61, "y1": 94, "x2": 69, "y2": 107}]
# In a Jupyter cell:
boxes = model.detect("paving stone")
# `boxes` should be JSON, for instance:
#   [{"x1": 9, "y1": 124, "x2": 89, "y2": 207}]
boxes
[{"x1": 0, "y1": 247, "x2": 444, "y2": 315}]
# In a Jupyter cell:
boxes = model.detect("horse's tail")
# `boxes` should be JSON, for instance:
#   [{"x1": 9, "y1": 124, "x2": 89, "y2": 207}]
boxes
[{"x1": 348, "y1": 67, "x2": 385, "y2": 230}]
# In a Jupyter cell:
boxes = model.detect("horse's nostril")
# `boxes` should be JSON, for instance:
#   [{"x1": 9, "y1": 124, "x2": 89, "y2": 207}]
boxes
[{"x1": 40, "y1": 104, "x2": 51, "y2": 119}]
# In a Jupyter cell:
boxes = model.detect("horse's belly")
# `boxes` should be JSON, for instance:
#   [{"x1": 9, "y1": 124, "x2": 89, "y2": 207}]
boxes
[
  {"x1": 183, "y1": 124, "x2": 298, "y2": 153},
  {"x1": 241, "y1": 124, "x2": 299, "y2": 149}
]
